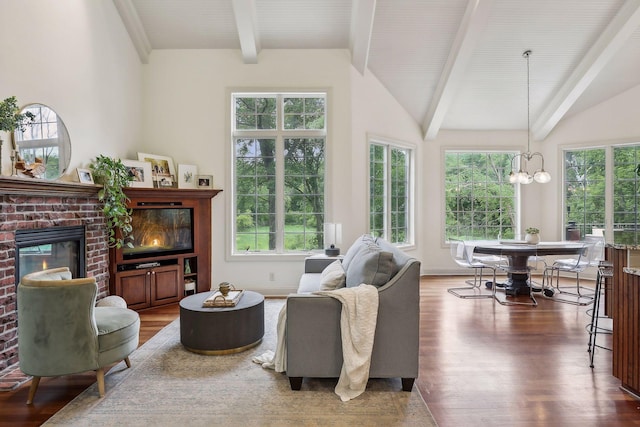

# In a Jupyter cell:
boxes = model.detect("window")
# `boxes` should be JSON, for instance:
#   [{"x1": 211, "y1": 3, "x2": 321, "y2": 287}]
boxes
[
  {"x1": 444, "y1": 151, "x2": 517, "y2": 240},
  {"x1": 565, "y1": 144, "x2": 640, "y2": 244},
  {"x1": 564, "y1": 148, "x2": 606, "y2": 238},
  {"x1": 613, "y1": 145, "x2": 640, "y2": 244},
  {"x1": 369, "y1": 140, "x2": 413, "y2": 245},
  {"x1": 232, "y1": 93, "x2": 326, "y2": 254}
]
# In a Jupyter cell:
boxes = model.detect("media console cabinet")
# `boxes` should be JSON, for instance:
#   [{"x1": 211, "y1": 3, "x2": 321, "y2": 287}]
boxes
[{"x1": 109, "y1": 188, "x2": 221, "y2": 310}]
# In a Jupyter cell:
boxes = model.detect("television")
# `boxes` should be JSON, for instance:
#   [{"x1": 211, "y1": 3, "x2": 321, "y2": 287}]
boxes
[{"x1": 122, "y1": 207, "x2": 194, "y2": 260}]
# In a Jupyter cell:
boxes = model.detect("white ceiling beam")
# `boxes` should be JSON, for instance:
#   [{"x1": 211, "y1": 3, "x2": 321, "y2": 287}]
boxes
[
  {"x1": 350, "y1": 0, "x2": 376, "y2": 75},
  {"x1": 422, "y1": 0, "x2": 493, "y2": 140},
  {"x1": 112, "y1": 0, "x2": 151, "y2": 64},
  {"x1": 232, "y1": 0, "x2": 261, "y2": 64},
  {"x1": 532, "y1": 0, "x2": 640, "y2": 141}
]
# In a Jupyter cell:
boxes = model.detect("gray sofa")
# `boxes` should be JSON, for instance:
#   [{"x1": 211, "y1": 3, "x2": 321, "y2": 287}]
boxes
[{"x1": 286, "y1": 235, "x2": 421, "y2": 391}]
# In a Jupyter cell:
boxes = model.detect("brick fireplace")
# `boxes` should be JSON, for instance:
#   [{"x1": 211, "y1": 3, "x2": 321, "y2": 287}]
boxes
[{"x1": 0, "y1": 177, "x2": 109, "y2": 380}]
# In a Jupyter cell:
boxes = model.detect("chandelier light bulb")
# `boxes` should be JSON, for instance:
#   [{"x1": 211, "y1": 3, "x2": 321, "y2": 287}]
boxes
[{"x1": 534, "y1": 170, "x2": 551, "y2": 183}]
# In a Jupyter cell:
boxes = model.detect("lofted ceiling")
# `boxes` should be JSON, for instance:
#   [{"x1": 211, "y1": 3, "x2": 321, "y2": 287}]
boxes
[{"x1": 113, "y1": 0, "x2": 640, "y2": 141}]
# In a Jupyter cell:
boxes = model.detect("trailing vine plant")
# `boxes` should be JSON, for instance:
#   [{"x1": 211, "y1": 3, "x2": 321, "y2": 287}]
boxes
[{"x1": 90, "y1": 155, "x2": 134, "y2": 248}]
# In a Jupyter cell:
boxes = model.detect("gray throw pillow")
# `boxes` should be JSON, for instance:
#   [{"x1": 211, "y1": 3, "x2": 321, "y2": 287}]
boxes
[
  {"x1": 342, "y1": 234, "x2": 377, "y2": 272},
  {"x1": 346, "y1": 245, "x2": 395, "y2": 287}
]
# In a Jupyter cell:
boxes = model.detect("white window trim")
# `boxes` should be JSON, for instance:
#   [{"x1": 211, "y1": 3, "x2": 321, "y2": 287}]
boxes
[
  {"x1": 367, "y1": 135, "x2": 416, "y2": 249},
  {"x1": 228, "y1": 90, "x2": 329, "y2": 260}
]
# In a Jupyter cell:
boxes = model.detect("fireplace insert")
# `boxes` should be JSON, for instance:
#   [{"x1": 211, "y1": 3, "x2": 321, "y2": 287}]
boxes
[{"x1": 15, "y1": 226, "x2": 86, "y2": 283}]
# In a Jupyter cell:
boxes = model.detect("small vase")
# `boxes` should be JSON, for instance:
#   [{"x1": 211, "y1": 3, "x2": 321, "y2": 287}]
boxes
[{"x1": 525, "y1": 233, "x2": 540, "y2": 244}]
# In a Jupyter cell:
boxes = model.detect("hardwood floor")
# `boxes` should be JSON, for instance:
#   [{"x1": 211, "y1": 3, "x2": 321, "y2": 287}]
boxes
[{"x1": 1, "y1": 276, "x2": 639, "y2": 426}]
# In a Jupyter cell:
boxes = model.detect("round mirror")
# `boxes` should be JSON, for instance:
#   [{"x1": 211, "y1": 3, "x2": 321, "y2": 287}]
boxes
[{"x1": 12, "y1": 104, "x2": 71, "y2": 180}]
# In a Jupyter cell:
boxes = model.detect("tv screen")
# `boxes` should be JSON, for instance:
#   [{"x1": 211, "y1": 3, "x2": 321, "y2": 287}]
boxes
[{"x1": 122, "y1": 208, "x2": 194, "y2": 260}]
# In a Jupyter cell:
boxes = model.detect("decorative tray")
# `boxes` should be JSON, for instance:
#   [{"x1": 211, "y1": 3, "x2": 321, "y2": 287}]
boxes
[{"x1": 202, "y1": 290, "x2": 245, "y2": 307}]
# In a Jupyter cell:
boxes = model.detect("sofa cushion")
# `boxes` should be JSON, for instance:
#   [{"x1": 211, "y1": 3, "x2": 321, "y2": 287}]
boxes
[
  {"x1": 345, "y1": 244, "x2": 395, "y2": 288},
  {"x1": 319, "y1": 260, "x2": 346, "y2": 290},
  {"x1": 341, "y1": 234, "x2": 376, "y2": 272}
]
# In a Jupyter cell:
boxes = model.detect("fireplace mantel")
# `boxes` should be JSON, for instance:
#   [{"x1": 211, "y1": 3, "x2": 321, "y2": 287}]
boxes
[{"x1": 0, "y1": 175, "x2": 101, "y2": 197}]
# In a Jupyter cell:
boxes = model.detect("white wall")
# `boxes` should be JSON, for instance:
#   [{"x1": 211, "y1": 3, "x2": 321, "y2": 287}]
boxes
[
  {"x1": 0, "y1": 0, "x2": 142, "y2": 176},
  {"x1": 142, "y1": 50, "x2": 353, "y2": 294}
]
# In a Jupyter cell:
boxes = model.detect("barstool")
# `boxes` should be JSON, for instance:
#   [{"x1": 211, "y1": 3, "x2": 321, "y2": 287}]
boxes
[{"x1": 587, "y1": 260, "x2": 613, "y2": 368}]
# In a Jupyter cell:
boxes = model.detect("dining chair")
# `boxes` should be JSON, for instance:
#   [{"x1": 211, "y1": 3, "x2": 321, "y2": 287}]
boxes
[
  {"x1": 447, "y1": 239, "x2": 496, "y2": 299},
  {"x1": 541, "y1": 239, "x2": 598, "y2": 306}
]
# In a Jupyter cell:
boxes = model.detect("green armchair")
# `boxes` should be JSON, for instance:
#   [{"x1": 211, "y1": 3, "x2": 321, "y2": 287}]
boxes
[{"x1": 18, "y1": 267, "x2": 140, "y2": 404}]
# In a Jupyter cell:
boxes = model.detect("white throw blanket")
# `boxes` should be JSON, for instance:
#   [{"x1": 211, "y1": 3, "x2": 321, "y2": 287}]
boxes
[{"x1": 253, "y1": 284, "x2": 379, "y2": 402}]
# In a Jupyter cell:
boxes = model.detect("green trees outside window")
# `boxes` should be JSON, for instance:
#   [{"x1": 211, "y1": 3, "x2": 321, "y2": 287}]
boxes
[
  {"x1": 565, "y1": 144, "x2": 640, "y2": 245},
  {"x1": 233, "y1": 93, "x2": 326, "y2": 253},
  {"x1": 444, "y1": 151, "x2": 516, "y2": 241},
  {"x1": 369, "y1": 142, "x2": 411, "y2": 244}
]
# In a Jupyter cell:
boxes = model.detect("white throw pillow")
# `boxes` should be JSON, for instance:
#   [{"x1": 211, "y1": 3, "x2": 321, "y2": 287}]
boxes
[{"x1": 319, "y1": 260, "x2": 346, "y2": 290}]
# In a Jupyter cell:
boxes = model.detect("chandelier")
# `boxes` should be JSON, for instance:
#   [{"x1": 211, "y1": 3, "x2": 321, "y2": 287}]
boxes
[{"x1": 509, "y1": 50, "x2": 551, "y2": 184}]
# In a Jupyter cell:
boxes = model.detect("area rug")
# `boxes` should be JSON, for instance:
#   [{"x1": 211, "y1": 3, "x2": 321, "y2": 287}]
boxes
[{"x1": 44, "y1": 299, "x2": 437, "y2": 426}]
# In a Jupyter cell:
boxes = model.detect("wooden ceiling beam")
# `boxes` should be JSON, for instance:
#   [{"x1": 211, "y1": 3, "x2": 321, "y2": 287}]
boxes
[
  {"x1": 350, "y1": 0, "x2": 376, "y2": 75},
  {"x1": 112, "y1": 0, "x2": 152, "y2": 64},
  {"x1": 532, "y1": 0, "x2": 640, "y2": 141},
  {"x1": 422, "y1": 0, "x2": 493, "y2": 141},
  {"x1": 232, "y1": 0, "x2": 261, "y2": 64}
]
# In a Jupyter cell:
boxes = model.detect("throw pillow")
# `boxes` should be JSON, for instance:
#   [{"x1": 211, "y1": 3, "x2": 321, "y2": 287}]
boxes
[
  {"x1": 319, "y1": 260, "x2": 346, "y2": 290},
  {"x1": 346, "y1": 245, "x2": 395, "y2": 287},
  {"x1": 341, "y1": 234, "x2": 377, "y2": 272}
]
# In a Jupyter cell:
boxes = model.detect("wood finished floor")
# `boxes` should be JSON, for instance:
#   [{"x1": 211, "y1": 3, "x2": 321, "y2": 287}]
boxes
[{"x1": 1, "y1": 276, "x2": 639, "y2": 426}]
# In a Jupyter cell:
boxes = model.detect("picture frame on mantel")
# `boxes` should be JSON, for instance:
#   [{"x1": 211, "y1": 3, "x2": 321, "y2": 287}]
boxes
[
  {"x1": 137, "y1": 152, "x2": 176, "y2": 186},
  {"x1": 178, "y1": 164, "x2": 198, "y2": 189},
  {"x1": 122, "y1": 159, "x2": 153, "y2": 188},
  {"x1": 75, "y1": 168, "x2": 94, "y2": 184},
  {"x1": 197, "y1": 175, "x2": 213, "y2": 189}
]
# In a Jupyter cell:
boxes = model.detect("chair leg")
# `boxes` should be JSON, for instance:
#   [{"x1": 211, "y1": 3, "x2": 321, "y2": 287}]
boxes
[
  {"x1": 288, "y1": 376, "x2": 303, "y2": 390},
  {"x1": 26, "y1": 376, "x2": 41, "y2": 405},
  {"x1": 124, "y1": 356, "x2": 132, "y2": 368},
  {"x1": 96, "y1": 368, "x2": 106, "y2": 397},
  {"x1": 401, "y1": 377, "x2": 415, "y2": 391}
]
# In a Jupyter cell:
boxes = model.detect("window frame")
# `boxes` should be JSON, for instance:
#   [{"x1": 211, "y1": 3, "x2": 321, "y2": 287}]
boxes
[
  {"x1": 562, "y1": 142, "x2": 640, "y2": 245},
  {"x1": 230, "y1": 91, "x2": 328, "y2": 257},
  {"x1": 443, "y1": 149, "x2": 520, "y2": 243},
  {"x1": 368, "y1": 136, "x2": 415, "y2": 247}
]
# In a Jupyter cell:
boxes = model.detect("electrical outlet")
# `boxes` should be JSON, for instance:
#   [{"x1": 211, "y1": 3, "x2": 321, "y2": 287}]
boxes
[{"x1": 269, "y1": 272, "x2": 275, "y2": 281}]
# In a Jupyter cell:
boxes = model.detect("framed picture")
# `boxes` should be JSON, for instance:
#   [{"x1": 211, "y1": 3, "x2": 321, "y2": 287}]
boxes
[
  {"x1": 122, "y1": 159, "x2": 153, "y2": 188},
  {"x1": 178, "y1": 164, "x2": 198, "y2": 189},
  {"x1": 137, "y1": 152, "x2": 176, "y2": 185},
  {"x1": 76, "y1": 168, "x2": 94, "y2": 184},
  {"x1": 197, "y1": 175, "x2": 213, "y2": 189}
]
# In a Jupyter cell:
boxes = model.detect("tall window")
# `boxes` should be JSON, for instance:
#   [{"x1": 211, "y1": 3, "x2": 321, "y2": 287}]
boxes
[
  {"x1": 232, "y1": 93, "x2": 326, "y2": 254},
  {"x1": 613, "y1": 145, "x2": 640, "y2": 244},
  {"x1": 565, "y1": 144, "x2": 640, "y2": 244},
  {"x1": 564, "y1": 148, "x2": 606, "y2": 238},
  {"x1": 444, "y1": 151, "x2": 516, "y2": 240},
  {"x1": 369, "y1": 140, "x2": 412, "y2": 245}
]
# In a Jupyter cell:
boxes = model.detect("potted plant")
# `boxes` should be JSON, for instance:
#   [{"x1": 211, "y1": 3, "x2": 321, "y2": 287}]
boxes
[
  {"x1": 90, "y1": 155, "x2": 134, "y2": 248},
  {"x1": 0, "y1": 96, "x2": 35, "y2": 174},
  {"x1": 525, "y1": 227, "x2": 540, "y2": 244}
]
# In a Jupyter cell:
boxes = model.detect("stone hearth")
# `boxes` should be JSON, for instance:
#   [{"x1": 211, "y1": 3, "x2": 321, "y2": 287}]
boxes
[{"x1": 0, "y1": 176, "x2": 109, "y2": 382}]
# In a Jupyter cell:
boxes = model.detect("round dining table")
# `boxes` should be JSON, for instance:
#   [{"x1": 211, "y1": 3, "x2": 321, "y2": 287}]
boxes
[{"x1": 473, "y1": 241, "x2": 586, "y2": 296}]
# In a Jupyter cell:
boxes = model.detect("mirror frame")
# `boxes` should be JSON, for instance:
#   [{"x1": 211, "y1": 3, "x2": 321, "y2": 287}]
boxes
[{"x1": 12, "y1": 103, "x2": 71, "y2": 180}]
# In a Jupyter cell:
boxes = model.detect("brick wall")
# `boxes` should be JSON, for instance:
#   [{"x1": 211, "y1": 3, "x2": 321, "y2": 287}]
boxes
[{"x1": 0, "y1": 190, "x2": 108, "y2": 377}]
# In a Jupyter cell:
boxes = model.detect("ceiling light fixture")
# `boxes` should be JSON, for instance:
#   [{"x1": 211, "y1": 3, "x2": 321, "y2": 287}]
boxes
[{"x1": 509, "y1": 50, "x2": 551, "y2": 185}]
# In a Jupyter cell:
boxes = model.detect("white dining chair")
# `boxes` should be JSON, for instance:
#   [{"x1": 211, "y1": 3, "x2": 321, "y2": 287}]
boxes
[
  {"x1": 542, "y1": 239, "x2": 598, "y2": 305},
  {"x1": 447, "y1": 239, "x2": 496, "y2": 299}
]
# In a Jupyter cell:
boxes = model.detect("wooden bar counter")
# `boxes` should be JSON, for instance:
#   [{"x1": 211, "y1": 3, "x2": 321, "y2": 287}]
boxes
[{"x1": 610, "y1": 245, "x2": 640, "y2": 399}]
